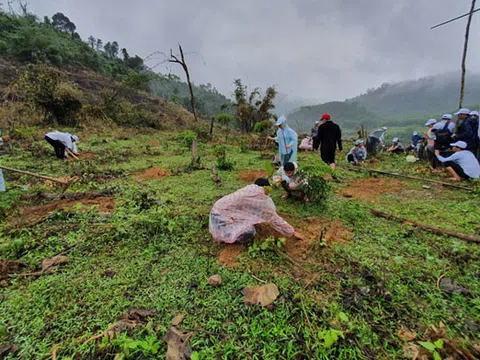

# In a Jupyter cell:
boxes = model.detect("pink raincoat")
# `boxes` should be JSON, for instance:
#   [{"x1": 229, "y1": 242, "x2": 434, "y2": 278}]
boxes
[{"x1": 209, "y1": 184, "x2": 294, "y2": 244}]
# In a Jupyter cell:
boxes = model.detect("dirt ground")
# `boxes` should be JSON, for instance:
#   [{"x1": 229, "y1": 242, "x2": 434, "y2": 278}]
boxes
[
  {"x1": 0, "y1": 260, "x2": 26, "y2": 285},
  {"x1": 11, "y1": 196, "x2": 116, "y2": 227},
  {"x1": 78, "y1": 152, "x2": 97, "y2": 159},
  {"x1": 218, "y1": 244, "x2": 245, "y2": 268},
  {"x1": 149, "y1": 142, "x2": 161, "y2": 147},
  {"x1": 339, "y1": 178, "x2": 403, "y2": 202},
  {"x1": 216, "y1": 215, "x2": 352, "y2": 268},
  {"x1": 133, "y1": 167, "x2": 171, "y2": 181},
  {"x1": 238, "y1": 170, "x2": 268, "y2": 183}
]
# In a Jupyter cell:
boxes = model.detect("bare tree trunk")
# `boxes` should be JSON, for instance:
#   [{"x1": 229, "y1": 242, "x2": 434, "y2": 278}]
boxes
[
  {"x1": 459, "y1": 0, "x2": 476, "y2": 108},
  {"x1": 169, "y1": 44, "x2": 198, "y2": 122}
]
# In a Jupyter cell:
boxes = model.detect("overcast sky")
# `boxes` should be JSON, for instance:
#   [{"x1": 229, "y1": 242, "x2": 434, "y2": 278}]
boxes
[{"x1": 29, "y1": 0, "x2": 480, "y2": 105}]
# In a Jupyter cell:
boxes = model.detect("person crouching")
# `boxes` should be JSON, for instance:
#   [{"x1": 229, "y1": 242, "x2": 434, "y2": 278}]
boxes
[
  {"x1": 347, "y1": 139, "x2": 367, "y2": 165},
  {"x1": 209, "y1": 178, "x2": 303, "y2": 244},
  {"x1": 435, "y1": 141, "x2": 480, "y2": 181}
]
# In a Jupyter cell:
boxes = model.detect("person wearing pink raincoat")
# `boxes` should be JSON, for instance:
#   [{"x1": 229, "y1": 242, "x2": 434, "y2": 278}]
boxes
[{"x1": 209, "y1": 178, "x2": 302, "y2": 244}]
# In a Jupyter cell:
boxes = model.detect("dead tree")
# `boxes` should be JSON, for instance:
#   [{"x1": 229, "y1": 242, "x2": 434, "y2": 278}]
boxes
[
  {"x1": 169, "y1": 44, "x2": 198, "y2": 122},
  {"x1": 459, "y1": 0, "x2": 476, "y2": 108}
]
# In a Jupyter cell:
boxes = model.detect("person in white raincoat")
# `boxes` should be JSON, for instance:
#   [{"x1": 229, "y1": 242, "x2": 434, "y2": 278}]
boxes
[{"x1": 268, "y1": 116, "x2": 298, "y2": 165}]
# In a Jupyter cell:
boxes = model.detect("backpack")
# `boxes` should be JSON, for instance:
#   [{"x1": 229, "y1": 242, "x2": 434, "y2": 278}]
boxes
[{"x1": 434, "y1": 121, "x2": 453, "y2": 150}]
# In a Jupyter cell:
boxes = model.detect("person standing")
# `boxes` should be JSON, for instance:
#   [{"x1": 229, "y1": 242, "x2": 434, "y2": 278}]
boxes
[
  {"x1": 310, "y1": 121, "x2": 320, "y2": 151},
  {"x1": 424, "y1": 119, "x2": 437, "y2": 167},
  {"x1": 268, "y1": 115, "x2": 298, "y2": 165},
  {"x1": 454, "y1": 108, "x2": 477, "y2": 152},
  {"x1": 0, "y1": 135, "x2": 11, "y2": 192},
  {"x1": 469, "y1": 110, "x2": 479, "y2": 159},
  {"x1": 316, "y1": 113, "x2": 342, "y2": 172}
]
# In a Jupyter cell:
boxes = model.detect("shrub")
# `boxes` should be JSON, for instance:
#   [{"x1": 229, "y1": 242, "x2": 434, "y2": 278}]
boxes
[
  {"x1": 176, "y1": 130, "x2": 197, "y2": 149},
  {"x1": 298, "y1": 158, "x2": 332, "y2": 203},
  {"x1": 13, "y1": 64, "x2": 83, "y2": 126},
  {"x1": 214, "y1": 145, "x2": 235, "y2": 170}
]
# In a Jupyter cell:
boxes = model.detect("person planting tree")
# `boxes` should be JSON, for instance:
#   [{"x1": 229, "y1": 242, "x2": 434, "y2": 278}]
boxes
[{"x1": 209, "y1": 178, "x2": 303, "y2": 244}]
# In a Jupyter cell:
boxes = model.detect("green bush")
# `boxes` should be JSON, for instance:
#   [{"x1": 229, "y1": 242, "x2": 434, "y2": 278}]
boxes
[
  {"x1": 176, "y1": 130, "x2": 197, "y2": 149},
  {"x1": 298, "y1": 158, "x2": 332, "y2": 203},
  {"x1": 13, "y1": 64, "x2": 83, "y2": 125},
  {"x1": 214, "y1": 145, "x2": 235, "y2": 170}
]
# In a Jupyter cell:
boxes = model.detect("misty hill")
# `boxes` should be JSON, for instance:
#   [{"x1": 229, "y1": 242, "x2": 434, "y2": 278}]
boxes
[
  {"x1": 0, "y1": 11, "x2": 231, "y2": 120},
  {"x1": 290, "y1": 72, "x2": 480, "y2": 138},
  {"x1": 349, "y1": 72, "x2": 480, "y2": 118}
]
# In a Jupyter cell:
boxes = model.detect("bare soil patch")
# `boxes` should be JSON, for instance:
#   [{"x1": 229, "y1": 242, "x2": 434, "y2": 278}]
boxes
[
  {"x1": 339, "y1": 178, "x2": 403, "y2": 202},
  {"x1": 149, "y1": 142, "x2": 161, "y2": 147},
  {"x1": 0, "y1": 260, "x2": 27, "y2": 286},
  {"x1": 218, "y1": 244, "x2": 245, "y2": 268},
  {"x1": 216, "y1": 215, "x2": 352, "y2": 268},
  {"x1": 133, "y1": 167, "x2": 171, "y2": 181},
  {"x1": 238, "y1": 170, "x2": 268, "y2": 183},
  {"x1": 78, "y1": 152, "x2": 97, "y2": 159},
  {"x1": 11, "y1": 196, "x2": 116, "y2": 227}
]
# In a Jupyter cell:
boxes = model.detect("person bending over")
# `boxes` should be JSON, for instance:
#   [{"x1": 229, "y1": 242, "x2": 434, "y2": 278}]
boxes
[{"x1": 209, "y1": 178, "x2": 302, "y2": 243}]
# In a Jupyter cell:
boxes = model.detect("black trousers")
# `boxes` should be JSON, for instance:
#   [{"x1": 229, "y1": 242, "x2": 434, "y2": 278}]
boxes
[
  {"x1": 320, "y1": 146, "x2": 336, "y2": 164},
  {"x1": 45, "y1": 136, "x2": 65, "y2": 159},
  {"x1": 312, "y1": 136, "x2": 320, "y2": 151},
  {"x1": 443, "y1": 161, "x2": 470, "y2": 180},
  {"x1": 347, "y1": 154, "x2": 356, "y2": 163}
]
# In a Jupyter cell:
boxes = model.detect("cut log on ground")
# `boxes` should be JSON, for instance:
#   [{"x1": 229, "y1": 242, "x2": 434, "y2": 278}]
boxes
[
  {"x1": 23, "y1": 191, "x2": 112, "y2": 201},
  {"x1": 343, "y1": 166, "x2": 473, "y2": 191},
  {"x1": 370, "y1": 209, "x2": 480, "y2": 244}
]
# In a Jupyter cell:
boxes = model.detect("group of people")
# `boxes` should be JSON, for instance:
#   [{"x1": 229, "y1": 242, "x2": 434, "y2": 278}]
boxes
[
  {"x1": 209, "y1": 109, "x2": 480, "y2": 244},
  {"x1": 210, "y1": 112, "x2": 347, "y2": 244},
  {"x1": 420, "y1": 109, "x2": 479, "y2": 181},
  {"x1": 0, "y1": 130, "x2": 79, "y2": 192}
]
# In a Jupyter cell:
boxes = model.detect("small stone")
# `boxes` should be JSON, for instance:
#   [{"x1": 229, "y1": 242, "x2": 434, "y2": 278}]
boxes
[
  {"x1": 208, "y1": 275, "x2": 222, "y2": 286},
  {"x1": 171, "y1": 314, "x2": 185, "y2": 326}
]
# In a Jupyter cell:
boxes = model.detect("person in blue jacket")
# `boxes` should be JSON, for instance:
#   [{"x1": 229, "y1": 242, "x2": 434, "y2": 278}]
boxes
[
  {"x1": 454, "y1": 108, "x2": 477, "y2": 152},
  {"x1": 268, "y1": 115, "x2": 298, "y2": 165}
]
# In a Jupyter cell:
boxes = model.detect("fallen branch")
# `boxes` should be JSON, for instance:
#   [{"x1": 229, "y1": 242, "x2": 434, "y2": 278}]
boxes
[
  {"x1": 370, "y1": 209, "x2": 480, "y2": 244},
  {"x1": 23, "y1": 191, "x2": 112, "y2": 201},
  {"x1": 369, "y1": 169, "x2": 473, "y2": 191},
  {"x1": 343, "y1": 166, "x2": 473, "y2": 191}
]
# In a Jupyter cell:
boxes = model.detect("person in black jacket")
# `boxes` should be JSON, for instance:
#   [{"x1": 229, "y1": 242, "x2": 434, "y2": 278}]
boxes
[{"x1": 317, "y1": 113, "x2": 343, "y2": 172}]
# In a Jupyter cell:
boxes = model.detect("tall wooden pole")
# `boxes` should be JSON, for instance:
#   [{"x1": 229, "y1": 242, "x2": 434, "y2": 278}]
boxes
[{"x1": 459, "y1": 0, "x2": 476, "y2": 108}]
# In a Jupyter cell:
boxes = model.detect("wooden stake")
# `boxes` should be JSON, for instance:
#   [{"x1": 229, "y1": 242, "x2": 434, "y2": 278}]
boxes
[
  {"x1": 459, "y1": 0, "x2": 477, "y2": 108},
  {"x1": 370, "y1": 209, "x2": 480, "y2": 244}
]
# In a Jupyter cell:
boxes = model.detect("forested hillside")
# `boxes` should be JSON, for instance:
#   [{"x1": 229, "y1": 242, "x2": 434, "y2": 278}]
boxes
[{"x1": 0, "y1": 11, "x2": 231, "y2": 120}]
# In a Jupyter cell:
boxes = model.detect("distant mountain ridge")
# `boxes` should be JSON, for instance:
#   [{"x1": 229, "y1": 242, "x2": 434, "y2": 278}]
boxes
[{"x1": 289, "y1": 72, "x2": 480, "y2": 138}]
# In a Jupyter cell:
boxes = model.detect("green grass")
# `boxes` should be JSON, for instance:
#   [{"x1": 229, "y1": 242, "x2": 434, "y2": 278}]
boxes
[{"x1": 1, "y1": 127, "x2": 479, "y2": 359}]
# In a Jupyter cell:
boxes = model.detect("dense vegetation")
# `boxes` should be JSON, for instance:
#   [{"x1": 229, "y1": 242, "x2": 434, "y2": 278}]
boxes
[
  {"x1": 0, "y1": 127, "x2": 479, "y2": 359},
  {"x1": 0, "y1": 10, "x2": 231, "y2": 120}
]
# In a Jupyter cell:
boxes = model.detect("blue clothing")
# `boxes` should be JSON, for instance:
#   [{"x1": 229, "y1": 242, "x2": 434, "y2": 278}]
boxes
[
  {"x1": 311, "y1": 127, "x2": 319, "y2": 137},
  {"x1": 412, "y1": 134, "x2": 422, "y2": 147},
  {"x1": 347, "y1": 146, "x2": 367, "y2": 162},
  {"x1": 437, "y1": 150, "x2": 480, "y2": 179},
  {"x1": 456, "y1": 116, "x2": 477, "y2": 151},
  {"x1": 275, "y1": 125, "x2": 298, "y2": 164}
]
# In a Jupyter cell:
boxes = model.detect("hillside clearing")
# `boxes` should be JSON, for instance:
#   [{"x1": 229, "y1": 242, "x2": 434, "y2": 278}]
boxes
[{"x1": 0, "y1": 128, "x2": 479, "y2": 359}]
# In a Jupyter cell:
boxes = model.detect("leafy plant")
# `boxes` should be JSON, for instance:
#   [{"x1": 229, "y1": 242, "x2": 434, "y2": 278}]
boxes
[
  {"x1": 214, "y1": 145, "x2": 235, "y2": 170},
  {"x1": 104, "y1": 334, "x2": 161, "y2": 358},
  {"x1": 176, "y1": 130, "x2": 197, "y2": 150},
  {"x1": 298, "y1": 158, "x2": 332, "y2": 204},
  {"x1": 419, "y1": 339, "x2": 444, "y2": 360},
  {"x1": 318, "y1": 329, "x2": 344, "y2": 349}
]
